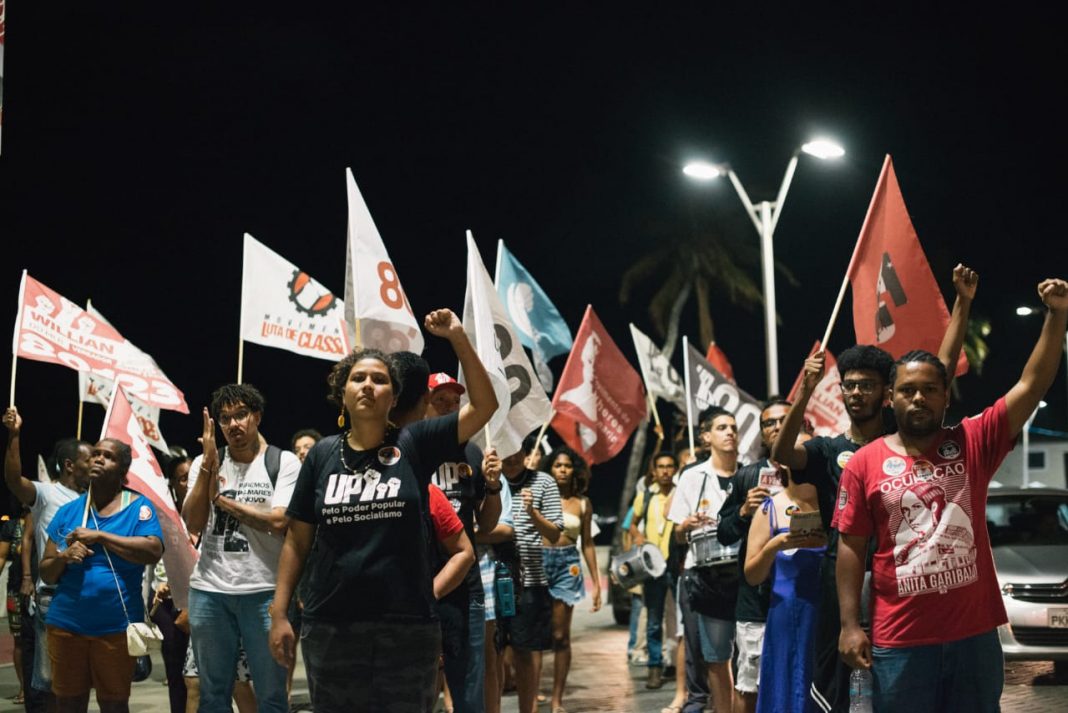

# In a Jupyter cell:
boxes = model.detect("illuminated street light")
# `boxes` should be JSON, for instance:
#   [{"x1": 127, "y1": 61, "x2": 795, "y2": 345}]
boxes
[
  {"x1": 1016, "y1": 306, "x2": 1036, "y2": 316},
  {"x1": 683, "y1": 138, "x2": 845, "y2": 394},
  {"x1": 682, "y1": 161, "x2": 723, "y2": 180},
  {"x1": 801, "y1": 139, "x2": 846, "y2": 160}
]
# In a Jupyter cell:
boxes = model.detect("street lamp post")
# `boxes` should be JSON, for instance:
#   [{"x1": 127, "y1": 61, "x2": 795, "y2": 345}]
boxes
[{"x1": 684, "y1": 139, "x2": 843, "y2": 395}]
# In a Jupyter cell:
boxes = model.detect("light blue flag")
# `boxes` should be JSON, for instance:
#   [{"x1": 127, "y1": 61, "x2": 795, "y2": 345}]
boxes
[{"x1": 495, "y1": 240, "x2": 573, "y2": 391}]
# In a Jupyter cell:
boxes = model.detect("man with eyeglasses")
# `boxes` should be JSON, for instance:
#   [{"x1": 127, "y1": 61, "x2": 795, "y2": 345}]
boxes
[
  {"x1": 183, "y1": 384, "x2": 301, "y2": 713},
  {"x1": 715, "y1": 397, "x2": 792, "y2": 713},
  {"x1": 771, "y1": 265, "x2": 977, "y2": 712}
]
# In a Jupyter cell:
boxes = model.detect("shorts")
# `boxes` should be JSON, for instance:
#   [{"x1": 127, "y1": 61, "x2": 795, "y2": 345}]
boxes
[
  {"x1": 182, "y1": 639, "x2": 253, "y2": 681},
  {"x1": 734, "y1": 621, "x2": 765, "y2": 693},
  {"x1": 479, "y1": 551, "x2": 496, "y2": 621},
  {"x1": 696, "y1": 613, "x2": 734, "y2": 663},
  {"x1": 497, "y1": 585, "x2": 552, "y2": 651},
  {"x1": 7, "y1": 593, "x2": 22, "y2": 636},
  {"x1": 542, "y1": 545, "x2": 585, "y2": 606},
  {"x1": 47, "y1": 626, "x2": 134, "y2": 701}
]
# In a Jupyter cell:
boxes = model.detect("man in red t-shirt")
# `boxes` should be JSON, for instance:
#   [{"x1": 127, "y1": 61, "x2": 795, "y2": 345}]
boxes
[{"x1": 834, "y1": 277, "x2": 1068, "y2": 713}]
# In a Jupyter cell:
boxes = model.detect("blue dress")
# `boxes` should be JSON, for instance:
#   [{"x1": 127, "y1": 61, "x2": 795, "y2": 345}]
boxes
[{"x1": 756, "y1": 499, "x2": 826, "y2": 713}]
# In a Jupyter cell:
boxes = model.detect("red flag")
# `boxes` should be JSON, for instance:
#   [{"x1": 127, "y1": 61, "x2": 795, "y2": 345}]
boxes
[
  {"x1": 787, "y1": 341, "x2": 852, "y2": 438},
  {"x1": 13, "y1": 272, "x2": 189, "y2": 411},
  {"x1": 551, "y1": 306, "x2": 645, "y2": 465},
  {"x1": 705, "y1": 342, "x2": 735, "y2": 383},
  {"x1": 103, "y1": 387, "x2": 198, "y2": 609},
  {"x1": 847, "y1": 156, "x2": 967, "y2": 375}
]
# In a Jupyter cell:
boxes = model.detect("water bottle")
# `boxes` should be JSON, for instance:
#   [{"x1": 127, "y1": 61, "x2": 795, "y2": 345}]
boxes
[
  {"x1": 849, "y1": 668, "x2": 873, "y2": 713},
  {"x1": 495, "y1": 563, "x2": 516, "y2": 618}
]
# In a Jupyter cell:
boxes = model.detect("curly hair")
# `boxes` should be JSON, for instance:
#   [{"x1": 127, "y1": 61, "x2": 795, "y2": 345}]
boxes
[
  {"x1": 540, "y1": 445, "x2": 591, "y2": 497},
  {"x1": 210, "y1": 384, "x2": 266, "y2": 420},
  {"x1": 327, "y1": 348, "x2": 399, "y2": 408},
  {"x1": 837, "y1": 344, "x2": 894, "y2": 385}
]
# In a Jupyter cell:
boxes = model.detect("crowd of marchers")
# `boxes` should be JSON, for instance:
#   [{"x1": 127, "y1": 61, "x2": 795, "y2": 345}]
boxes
[{"x1": 2, "y1": 270, "x2": 1068, "y2": 713}]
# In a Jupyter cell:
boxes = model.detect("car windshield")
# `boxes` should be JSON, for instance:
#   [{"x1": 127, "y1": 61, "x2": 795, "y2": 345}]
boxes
[{"x1": 987, "y1": 494, "x2": 1068, "y2": 547}]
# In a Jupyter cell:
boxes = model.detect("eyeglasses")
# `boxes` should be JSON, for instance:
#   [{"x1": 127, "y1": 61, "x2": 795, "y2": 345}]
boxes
[
  {"x1": 760, "y1": 416, "x2": 786, "y2": 429},
  {"x1": 840, "y1": 380, "x2": 879, "y2": 395},
  {"x1": 218, "y1": 409, "x2": 252, "y2": 427}
]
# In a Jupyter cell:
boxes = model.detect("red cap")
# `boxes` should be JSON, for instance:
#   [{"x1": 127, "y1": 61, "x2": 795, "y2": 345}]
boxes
[{"x1": 428, "y1": 372, "x2": 466, "y2": 395}]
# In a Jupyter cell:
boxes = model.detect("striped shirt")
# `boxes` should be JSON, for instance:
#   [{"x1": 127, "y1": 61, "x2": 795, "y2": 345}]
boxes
[{"x1": 505, "y1": 469, "x2": 564, "y2": 587}]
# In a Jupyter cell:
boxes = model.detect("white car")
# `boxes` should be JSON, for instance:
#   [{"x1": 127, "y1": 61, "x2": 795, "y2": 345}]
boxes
[{"x1": 987, "y1": 487, "x2": 1068, "y2": 678}]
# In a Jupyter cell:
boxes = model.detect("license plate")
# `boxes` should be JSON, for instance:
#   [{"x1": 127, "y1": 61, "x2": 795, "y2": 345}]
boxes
[{"x1": 1049, "y1": 608, "x2": 1068, "y2": 628}]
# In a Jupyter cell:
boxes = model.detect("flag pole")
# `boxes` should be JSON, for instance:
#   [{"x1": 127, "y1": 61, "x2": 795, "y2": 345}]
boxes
[
  {"x1": 237, "y1": 338, "x2": 245, "y2": 384},
  {"x1": 645, "y1": 390, "x2": 661, "y2": 429},
  {"x1": 82, "y1": 483, "x2": 93, "y2": 528},
  {"x1": 338, "y1": 317, "x2": 352, "y2": 355},
  {"x1": 494, "y1": 238, "x2": 503, "y2": 287},
  {"x1": 483, "y1": 426, "x2": 493, "y2": 452},
  {"x1": 10, "y1": 270, "x2": 28, "y2": 407},
  {"x1": 354, "y1": 318, "x2": 362, "y2": 350},
  {"x1": 534, "y1": 409, "x2": 556, "y2": 453},
  {"x1": 819, "y1": 154, "x2": 893, "y2": 350},
  {"x1": 76, "y1": 400, "x2": 84, "y2": 440},
  {"x1": 683, "y1": 336, "x2": 695, "y2": 454}
]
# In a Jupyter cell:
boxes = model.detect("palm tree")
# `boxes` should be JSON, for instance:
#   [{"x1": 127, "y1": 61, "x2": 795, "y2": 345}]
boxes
[{"x1": 613, "y1": 226, "x2": 790, "y2": 543}]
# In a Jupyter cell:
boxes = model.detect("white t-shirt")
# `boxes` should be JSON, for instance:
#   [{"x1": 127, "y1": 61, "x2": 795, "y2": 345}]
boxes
[
  {"x1": 30, "y1": 480, "x2": 81, "y2": 590},
  {"x1": 667, "y1": 461, "x2": 737, "y2": 569},
  {"x1": 188, "y1": 445, "x2": 300, "y2": 594}
]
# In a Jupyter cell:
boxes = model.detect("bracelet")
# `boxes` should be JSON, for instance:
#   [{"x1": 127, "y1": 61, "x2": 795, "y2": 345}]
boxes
[
  {"x1": 212, "y1": 492, "x2": 222, "y2": 504},
  {"x1": 484, "y1": 480, "x2": 503, "y2": 495}
]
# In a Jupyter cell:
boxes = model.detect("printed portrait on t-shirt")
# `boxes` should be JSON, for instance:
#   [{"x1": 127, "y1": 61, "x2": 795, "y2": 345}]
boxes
[{"x1": 882, "y1": 455, "x2": 977, "y2": 595}]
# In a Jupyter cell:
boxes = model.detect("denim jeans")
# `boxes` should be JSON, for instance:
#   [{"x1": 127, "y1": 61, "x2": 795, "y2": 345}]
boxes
[
  {"x1": 442, "y1": 595, "x2": 486, "y2": 713},
  {"x1": 871, "y1": 628, "x2": 1003, "y2": 713},
  {"x1": 188, "y1": 588, "x2": 288, "y2": 713},
  {"x1": 627, "y1": 593, "x2": 643, "y2": 654},
  {"x1": 31, "y1": 591, "x2": 54, "y2": 695},
  {"x1": 643, "y1": 570, "x2": 677, "y2": 668}
]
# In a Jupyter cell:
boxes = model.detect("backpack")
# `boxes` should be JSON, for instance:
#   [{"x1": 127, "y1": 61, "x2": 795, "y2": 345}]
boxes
[{"x1": 219, "y1": 445, "x2": 282, "y2": 488}]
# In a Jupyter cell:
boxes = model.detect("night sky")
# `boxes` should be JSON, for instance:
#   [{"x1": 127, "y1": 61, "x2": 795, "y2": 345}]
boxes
[{"x1": 2, "y1": 7, "x2": 1065, "y2": 516}]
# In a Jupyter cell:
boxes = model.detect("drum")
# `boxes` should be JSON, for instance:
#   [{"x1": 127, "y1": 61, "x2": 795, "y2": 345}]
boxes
[
  {"x1": 688, "y1": 525, "x2": 739, "y2": 567},
  {"x1": 610, "y1": 544, "x2": 668, "y2": 589}
]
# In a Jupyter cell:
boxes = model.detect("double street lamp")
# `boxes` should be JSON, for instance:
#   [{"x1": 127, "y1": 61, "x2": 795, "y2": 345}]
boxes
[{"x1": 683, "y1": 138, "x2": 844, "y2": 395}]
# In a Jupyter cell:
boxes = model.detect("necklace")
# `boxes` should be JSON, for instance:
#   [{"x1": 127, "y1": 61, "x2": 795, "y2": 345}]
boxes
[{"x1": 339, "y1": 433, "x2": 363, "y2": 474}]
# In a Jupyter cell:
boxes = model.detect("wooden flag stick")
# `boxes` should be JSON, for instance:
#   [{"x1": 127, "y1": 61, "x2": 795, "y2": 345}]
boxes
[
  {"x1": 820, "y1": 155, "x2": 892, "y2": 351},
  {"x1": 81, "y1": 483, "x2": 93, "y2": 528},
  {"x1": 76, "y1": 399, "x2": 84, "y2": 440},
  {"x1": 682, "y1": 336, "x2": 695, "y2": 455},
  {"x1": 645, "y1": 390, "x2": 661, "y2": 429},
  {"x1": 483, "y1": 426, "x2": 493, "y2": 453},
  {"x1": 354, "y1": 317, "x2": 363, "y2": 350},
  {"x1": 534, "y1": 409, "x2": 556, "y2": 454},
  {"x1": 8, "y1": 357, "x2": 16, "y2": 408},
  {"x1": 237, "y1": 339, "x2": 245, "y2": 385}
]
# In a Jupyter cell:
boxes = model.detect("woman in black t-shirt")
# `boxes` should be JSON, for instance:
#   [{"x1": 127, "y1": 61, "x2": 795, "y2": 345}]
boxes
[{"x1": 268, "y1": 309, "x2": 498, "y2": 713}]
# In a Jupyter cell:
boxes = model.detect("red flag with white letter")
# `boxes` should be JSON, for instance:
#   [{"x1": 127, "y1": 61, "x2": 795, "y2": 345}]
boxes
[
  {"x1": 12, "y1": 273, "x2": 189, "y2": 411},
  {"x1": 705, "y1": 342, "x2": 735, "y2": 383},
  {"x1": 551, "y1": 306, "x2": 645, "y2": 465},
  {"x1": 847, "y1": 156, "x2": 967, "y2": 375},
  {"x1": 103, "y1": 387, "x2": 198, "y2": 609},
  {"x1": 787, "y1": 341, "x2": 851, "y2": 438}
]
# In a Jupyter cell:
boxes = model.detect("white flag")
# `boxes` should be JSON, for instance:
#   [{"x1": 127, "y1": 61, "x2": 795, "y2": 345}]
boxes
[
  {"x1": 102, "y1": 388, "x2": 198, "y2": 610},
  {"x1": 460, "y1": 231, "x2": 552, "y2": 457},
  {"x1": 629, "y1": 324, "x2": 687, "y2": 411},
  {"x1": 80, "y1": 368, "x2": 169, "y2": 451},
  {"x1": 343, "y1": 169, "x2": 424, "y2": 354},
  {"x1": 240, "y1": 234, "x2": 347, "y2": 361}
]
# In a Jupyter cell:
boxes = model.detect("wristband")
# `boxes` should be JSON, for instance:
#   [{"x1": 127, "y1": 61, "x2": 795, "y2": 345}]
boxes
[{"x1": 484, "y1": 480, "x2": 503, "y2": 495}]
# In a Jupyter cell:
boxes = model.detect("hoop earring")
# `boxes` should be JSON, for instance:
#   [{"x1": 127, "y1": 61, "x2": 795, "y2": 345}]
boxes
[{"x1": 337, "y1": 409, "x2": 346, "y2": 429}]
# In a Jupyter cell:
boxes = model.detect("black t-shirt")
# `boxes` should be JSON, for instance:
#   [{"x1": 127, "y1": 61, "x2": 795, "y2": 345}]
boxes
[
  {"x1": 793, "y1": 434, "x2": 859, "y2": 557},
  {"x1": 717, "y1": 460, "x2": 773, "y2": 622},
  {"x1": 287, "y1": 413, "x2": 460, "y2": 623},
  {"x1": 430, "y1": 441, "x2": 485, "y2": 595}
]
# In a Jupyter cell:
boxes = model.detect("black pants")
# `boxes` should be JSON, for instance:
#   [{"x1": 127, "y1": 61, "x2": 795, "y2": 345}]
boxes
[
  {"x1": 151, "y1": 599, "x2": 189, "y2": 713},
  {"x1": 810, "y1": 556, "x2": 850, "y2": 713}
]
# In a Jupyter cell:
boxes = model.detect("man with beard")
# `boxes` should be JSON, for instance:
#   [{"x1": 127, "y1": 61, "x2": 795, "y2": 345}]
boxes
[
  {"x1": 772, "y1": 264, "x2": 976, "y2": 712},
  {"x1": 716, "y1": 398, "x2": 792, "y2": 713},
  {"x1": 835, "y1": 277, "x2": 1068, "y2": 712},
  {"x1": 668, "y1": 406, "x2": 740, "y2": 713},
  {"x1": 183, "y1": 384, "x2": 301, "y2": 713}
]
